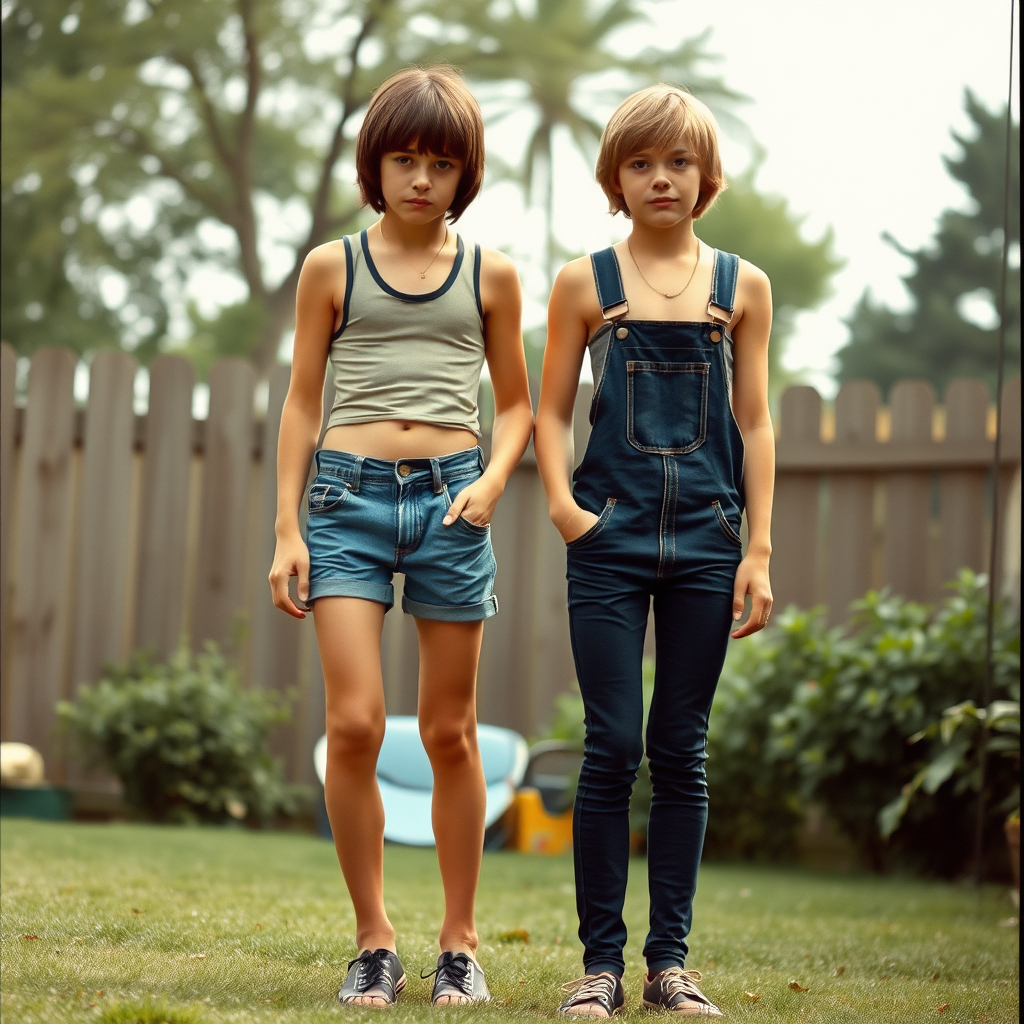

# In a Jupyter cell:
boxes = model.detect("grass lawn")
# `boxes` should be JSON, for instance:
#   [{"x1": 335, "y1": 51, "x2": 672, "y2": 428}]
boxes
[{"x1": 0, "y1": 821, "x2": 1018, "y2": 1023}]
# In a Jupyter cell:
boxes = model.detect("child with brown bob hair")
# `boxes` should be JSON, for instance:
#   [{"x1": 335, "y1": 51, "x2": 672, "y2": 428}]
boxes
[
  {"x1": 535, "y1": 84, "x2": 775, "y2": 1017},
  {"x1": 269, "y1": 66, "x2": 533, "y2": 1007}
]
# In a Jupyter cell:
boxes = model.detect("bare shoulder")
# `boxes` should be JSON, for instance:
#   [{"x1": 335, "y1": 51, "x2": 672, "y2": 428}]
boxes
[
  {"x1": 302, "y1": 238, "x2": 348, "y2": 279},
  {"x1": 478, "y1": 246, "x2": 521, "y2": 288},
  {"x1": 737, "y1": 258, "x2": 772, "y2": 302},
  {"x1": 552, "y1": 255, "x2": 597, "y2": 309}
]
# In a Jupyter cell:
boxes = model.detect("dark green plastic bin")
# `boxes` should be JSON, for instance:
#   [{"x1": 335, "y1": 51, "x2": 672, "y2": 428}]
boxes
[{"x1": 0, "y1": 786, "x2": 73, "y2": 820}]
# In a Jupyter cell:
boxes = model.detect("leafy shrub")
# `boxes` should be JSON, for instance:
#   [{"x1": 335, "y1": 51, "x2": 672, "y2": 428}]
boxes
[
  {"x1": 59, "y1": 644, "x2": 307, "y2": 825},
  {"x1": 766, "y1": 572, "x2": 1019, "y2": 876}
]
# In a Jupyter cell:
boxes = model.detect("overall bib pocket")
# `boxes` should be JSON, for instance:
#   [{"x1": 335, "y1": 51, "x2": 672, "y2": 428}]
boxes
[{"x1": 626, "y1": 359, "x2": 710, "y2": 454}]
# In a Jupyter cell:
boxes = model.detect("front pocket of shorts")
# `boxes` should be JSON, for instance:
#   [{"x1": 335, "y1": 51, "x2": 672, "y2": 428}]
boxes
[
  {"x1": 627, "y1": 361, "x2": 709, "y2": 454},
  {"x1": 566, "y1": 498, "x2": 617, "y2": 549},
  {"x1": 307, "y1": 479, "x2": 350, "y2": 514},
  {"x1": 712, "y1": 500, "x2": 743, "y2": 546},
  {"x1": 454, "y1": 514, "x2": 490, "y2": 536}
]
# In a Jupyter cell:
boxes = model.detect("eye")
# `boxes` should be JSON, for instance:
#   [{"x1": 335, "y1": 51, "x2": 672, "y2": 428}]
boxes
[
  {"x1": 631, "y1": 159, "x2": 649, "y2": 170},
  {"x1": 436, "y1": 159, "x2": 453, "y2": 170},
  {"x1": 673, "y1": 157, "x2": 689, "y2": 168},
  {"x1": 395, "y1": 155, "x2": 412, "y2": 165}
]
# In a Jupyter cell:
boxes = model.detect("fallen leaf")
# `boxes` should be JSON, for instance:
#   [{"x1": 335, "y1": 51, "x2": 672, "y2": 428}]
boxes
[
  {"x1": 930, "y1": 973, "x2": 940, "y2": 982},
  {"x1": 936, "y1": 1005, "x2": 948, "y2": 1014},
  {"x1": 503, "y1": 997, "x2": 513, "y2": 1006},
  {"x1": 132, "y1": 908, "x2": 142, "y2": 915},
  {"x1": 834, "y1": 966, "x2": 845, "y2": 977},
  {"x1": 499, "y1": 928, "x2": 530, "y2": 944},
  {"x1": 255, "y1": 923, "x2": 265, "y2": 930},
  {"x1": 743, "y1": 991, "x2": 760, "y2": 1001},
  {"x1": 789, "y1": 981, "x2": 809, "y2": 993},
  {"x1": 519, "y1": 979, "x2": 527, "y2": 985}
]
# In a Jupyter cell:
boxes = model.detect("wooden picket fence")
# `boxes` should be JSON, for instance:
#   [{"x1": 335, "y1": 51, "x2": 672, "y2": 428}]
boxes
[{"x1": 0, "y1": 342, "x2": 1020, "y2": 790}]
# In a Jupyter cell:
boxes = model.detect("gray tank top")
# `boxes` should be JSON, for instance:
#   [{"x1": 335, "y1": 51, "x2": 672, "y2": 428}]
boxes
[{"x1": 326, "y1": 229, "x2": 486, "y2": 437}]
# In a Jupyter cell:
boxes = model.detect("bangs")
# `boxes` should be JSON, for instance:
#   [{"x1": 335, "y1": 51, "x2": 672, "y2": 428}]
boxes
[{"x1": 379, "y1": 85, "x2": 472, "y2": 161}]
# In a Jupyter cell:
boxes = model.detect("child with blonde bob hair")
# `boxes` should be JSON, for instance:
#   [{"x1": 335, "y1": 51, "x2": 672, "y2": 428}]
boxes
[
  {"x1": 270, "y1": 66, "x2": 533, "y2": 1008},
  {"x1": 536, "y1": 84, "x2": 775, "y2": 1017}
]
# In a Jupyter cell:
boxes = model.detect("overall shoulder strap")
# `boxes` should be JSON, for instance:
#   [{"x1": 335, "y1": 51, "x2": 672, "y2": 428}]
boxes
[
  {"x1": 590, "y1": 247, "x2": 629, "y2": 321},
  {"x1": 708, "y1": 249, "x2": 739, "y2": 325}
]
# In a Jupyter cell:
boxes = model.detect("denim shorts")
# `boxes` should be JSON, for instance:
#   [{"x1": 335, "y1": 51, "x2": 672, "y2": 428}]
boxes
[{"x1": 305, "y1": 446, "x2": 498, "y2": 621}]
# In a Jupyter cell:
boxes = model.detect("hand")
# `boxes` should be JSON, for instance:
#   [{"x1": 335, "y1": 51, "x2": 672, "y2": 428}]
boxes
[
  {"x1": 443, "y1": 474, "x2": 503, "y2": 528},
  {"x1": 269, "y1": 531, "x2": 311, "y2": 619},
  {"x1": 730, "y1": 552, "x2": 773, "y2": 639},
  {"x1": 555, "y1": 503, "x2": 600, "y2": 544}
]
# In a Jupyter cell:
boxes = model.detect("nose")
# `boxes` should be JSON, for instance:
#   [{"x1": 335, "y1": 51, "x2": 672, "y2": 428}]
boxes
[{"x1": 652, "y1": 176, "x2": 670, "y2": 191}]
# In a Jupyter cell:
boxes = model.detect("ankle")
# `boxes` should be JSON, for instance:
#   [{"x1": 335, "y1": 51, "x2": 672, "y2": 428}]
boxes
[
  {"x1": 438, "y1": 931, "x2": 478, "y2": 958},
  {"x1": 355, "y1": 929, "x2": 397, "y2": 953}
]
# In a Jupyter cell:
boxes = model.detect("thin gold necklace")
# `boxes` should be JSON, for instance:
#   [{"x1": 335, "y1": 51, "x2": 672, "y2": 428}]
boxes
[
  {"x1": 626, "y1": 239, "x2": 701, "y2": 299},
  {"x1": 379, "y1": 219, "x2": 449, "y2": 279}
]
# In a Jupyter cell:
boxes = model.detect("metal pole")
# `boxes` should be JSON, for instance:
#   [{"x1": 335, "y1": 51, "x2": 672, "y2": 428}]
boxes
[{"x1": 971, "y1": 0, "x2": 1017, "y2": 887}]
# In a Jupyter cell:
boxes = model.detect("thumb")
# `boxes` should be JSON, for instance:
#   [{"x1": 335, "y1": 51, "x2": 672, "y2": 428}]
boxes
[
  {"x1": 297, "y1": 558, "x2": 310, "y2": 603},
  {"x1": 443, "y1": 493, "x2": 467, "y2": 526}
]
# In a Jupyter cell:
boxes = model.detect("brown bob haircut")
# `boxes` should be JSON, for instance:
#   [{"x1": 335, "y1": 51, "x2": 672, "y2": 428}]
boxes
[
  {"x1": 596, "y1": 84, "x2": 725, "y2": 220},
  {"x1": 356, "y1": 66, "x2": 485, "y2": 222}
]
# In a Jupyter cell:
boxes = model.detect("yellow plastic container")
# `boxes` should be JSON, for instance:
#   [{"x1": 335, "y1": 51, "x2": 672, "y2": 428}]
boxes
[{"x1": 513, "y1": 787, "x2": 573, "y2": 855}]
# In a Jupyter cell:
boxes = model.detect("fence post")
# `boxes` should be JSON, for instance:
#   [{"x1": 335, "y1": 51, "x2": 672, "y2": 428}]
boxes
[
  {"x1": 826, "y1": 380, "x2": 880, "y2": 624},
  {"x1": 133, "y1": 355, "x2": 196, "y2": 659},
  {"x1": 883, "y1": 379, "x2": 934, "y2": 602},
  {"x1": 939, "y1": 378, "x2": 989, "y2": 588},
  {"x1": 772, "y1": 385, "x2": 822, "y2": 611},
  {"x1": 70, "y1": 351, "x2": 137, "y2": 697},
  {"x1": 4, "y1": 348, "x2": 77, "y2": 776},
  {"x1": 192, "y1": 359, "x2": 256, "y2": 652}
]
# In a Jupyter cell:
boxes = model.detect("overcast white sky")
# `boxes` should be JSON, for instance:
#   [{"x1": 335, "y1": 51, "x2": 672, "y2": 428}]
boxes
[{"x1": 457, "y1": 0, "x2": 1020, "y2": 394}]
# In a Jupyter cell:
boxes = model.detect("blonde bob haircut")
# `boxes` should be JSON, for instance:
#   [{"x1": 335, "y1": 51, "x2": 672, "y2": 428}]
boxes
[
  {"x1": 356, "y1": 66, "x2": 484, "y2": 222},
  {"x1": 596, "y1": 85, "x2": 725, "y2": 220}
]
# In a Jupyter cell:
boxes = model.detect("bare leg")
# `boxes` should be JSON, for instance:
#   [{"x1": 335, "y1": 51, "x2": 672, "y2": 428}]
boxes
[
  {"x1": 416, "y1": 617, "x2": 487, "y2": 998},
  {"x1": 314, "y1": 596, "x2": 394, "y2": 1006}
]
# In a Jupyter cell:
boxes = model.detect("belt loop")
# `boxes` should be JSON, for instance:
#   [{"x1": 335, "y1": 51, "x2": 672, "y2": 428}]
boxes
[
  {"x1": 430, "y1": 458, "x2": 444, "y2": 494},
  {"x1": 350, "y1": 456, "x2": 363, "y2": 493}
]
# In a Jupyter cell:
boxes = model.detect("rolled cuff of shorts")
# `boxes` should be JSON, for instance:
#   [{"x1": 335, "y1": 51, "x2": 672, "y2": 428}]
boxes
[
  {"x1": 402, "y1": 594, "x2": 498, "y2": 621},
  {"x1": 307, "y1": 578, "x2": 395, "y2": 609}
]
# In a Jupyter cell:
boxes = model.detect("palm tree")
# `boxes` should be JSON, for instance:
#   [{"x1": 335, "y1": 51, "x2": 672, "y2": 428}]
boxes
[{"x1": 433, "y1": 0, "x2": 743, "y2": 286}]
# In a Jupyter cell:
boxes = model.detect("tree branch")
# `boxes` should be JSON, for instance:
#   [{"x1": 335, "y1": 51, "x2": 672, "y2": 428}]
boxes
[{"x1": 171, "y1": 50, "x2": 237, "y2": 173}]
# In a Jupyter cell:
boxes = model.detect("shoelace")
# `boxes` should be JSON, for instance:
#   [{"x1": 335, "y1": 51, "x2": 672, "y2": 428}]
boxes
[
  {"x1": 562, "y1": 973, "x2": 619, "y2": 1005},
  {"x1": 348, "y1": 949, "x2": 395, "y2": 993},
  {"x1": 657, "y1": 968, "x2": 710, "y2": 1005},
  {"x1": 422, "y1": 953, "x2": 473, "y2": 995}
]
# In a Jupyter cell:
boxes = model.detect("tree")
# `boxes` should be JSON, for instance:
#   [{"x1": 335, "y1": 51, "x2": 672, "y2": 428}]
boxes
[
  {"x1": 698, "y1": 167, "x2": 843, "y2": 389},
  {"x1": 2, "y1": 0, "x2": 449, "y2": 375},
  {"x1": 835, "y1": 92, "x2": 1020, "y2": 397},
  {"x1": 433, "y1": 0, "x2": 741, "y2": 287}
]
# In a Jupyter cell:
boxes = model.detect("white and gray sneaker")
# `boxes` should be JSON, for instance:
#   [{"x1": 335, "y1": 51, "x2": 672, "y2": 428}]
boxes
[{"x1": 422, "y1": 951, "x2": 491, "y2": 1005}]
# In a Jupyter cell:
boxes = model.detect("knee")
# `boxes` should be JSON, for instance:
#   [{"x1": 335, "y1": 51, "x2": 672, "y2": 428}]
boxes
[
  {"x1": 585, "y1": 726, "x2": 643, "y2": 776},
  {"x1": 419, "y1": 717, "x2": 476, "y2": 766},
  {"x1": 327, "y1": 714, "x2": 385, "y2": 765}
]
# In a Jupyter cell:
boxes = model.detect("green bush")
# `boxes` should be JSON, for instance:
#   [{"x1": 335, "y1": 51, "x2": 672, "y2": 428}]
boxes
[
  {"x1": 766, "y1": 572, "x2": 1019, "y2": 876},
  {"x1": 59, "y1": 644, "x2": 307, "y2": 825}
]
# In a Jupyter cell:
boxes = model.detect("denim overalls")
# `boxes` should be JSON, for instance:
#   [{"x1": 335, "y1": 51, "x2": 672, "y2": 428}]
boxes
[{"x1": 567, "y1": 246, "x2": 744, "y2": 977}]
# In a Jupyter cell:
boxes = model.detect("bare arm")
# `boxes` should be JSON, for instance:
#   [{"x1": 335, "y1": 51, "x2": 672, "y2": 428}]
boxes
[
  {"x1": 729, "y1": 260, "x2": 775, "y2": 638},
  {"x1": 443, "y1": 250, "x2": 533, "y2": 527},
  {"x1": 535, "y1": 259, "x2": 601, "y2": 542},
  {"x1": 268, "y1": 244, "x2": 341, "y2": 618}
]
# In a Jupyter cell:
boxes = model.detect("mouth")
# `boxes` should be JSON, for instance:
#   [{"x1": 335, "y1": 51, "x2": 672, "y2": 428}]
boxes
[
  {"x1": 406, "y1": 198, "x2": 432, "y2": 208},
  {"x1": 649, "y1": 197, "x2": 677, "y2": 207}
]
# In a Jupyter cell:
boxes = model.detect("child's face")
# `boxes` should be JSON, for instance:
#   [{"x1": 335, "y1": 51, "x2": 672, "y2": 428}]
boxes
[
  {"x1": 616, "y1": 141, "x2": 702, "y2": 226},
  {"x1": 380, "y1": 144, "x2": 464, "y2": 223}
]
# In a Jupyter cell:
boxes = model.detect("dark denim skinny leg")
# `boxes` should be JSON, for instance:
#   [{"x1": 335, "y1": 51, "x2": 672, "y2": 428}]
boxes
[{"x1": 569, "y1": 574, "x2": 733, "y2": 977}]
